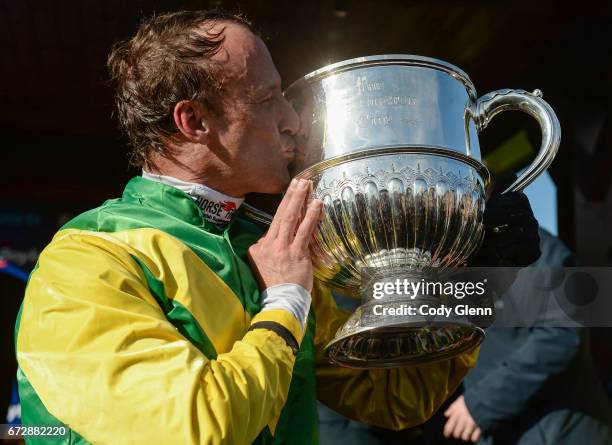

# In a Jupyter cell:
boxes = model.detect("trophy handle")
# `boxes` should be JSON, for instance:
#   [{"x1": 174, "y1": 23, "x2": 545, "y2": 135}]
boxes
[{"x1": 474, "y1": 89, "x2": 561, "y2": 193}]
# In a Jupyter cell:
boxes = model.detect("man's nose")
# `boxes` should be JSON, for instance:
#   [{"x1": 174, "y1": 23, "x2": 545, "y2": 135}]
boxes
[{"x1": 279, "y1": 95, "x2": 300, "y2": 136}]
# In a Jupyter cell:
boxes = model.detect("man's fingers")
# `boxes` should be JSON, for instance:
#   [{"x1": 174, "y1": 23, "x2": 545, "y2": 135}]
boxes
[
  {"x1": 443, "y1": 416, "x2": 457, "y2": 438},
  {"x1": 462, "y1": 423, "x2": 475, "y2": 442},
  {"x1": 471, "y1": 427, "x2": 482, "y2": 443},
  {"x1": 294, "y1": 199, "x2": 323, "y2": 249},
  {"x1": 276, "y1": 179, "x2": 311, "y2": 242},
  {"x1": 452, "y1": 418, "x2": 467, "y2": 439},
  {"x1": 268, "y1": 178, "x2": 298, "y2": 239}
]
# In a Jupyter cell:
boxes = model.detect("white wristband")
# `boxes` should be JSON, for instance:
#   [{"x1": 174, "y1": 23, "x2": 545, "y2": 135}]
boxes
[{"x1": 260, "y1": 283, "x2": 312, "y2": 327}]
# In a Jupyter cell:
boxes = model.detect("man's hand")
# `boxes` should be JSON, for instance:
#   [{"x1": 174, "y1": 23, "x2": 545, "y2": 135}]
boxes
[
  {"x1": 469, "y1": 178, "x2": 540, "y2": 267},
  {"x1": 248, "y1": 178, "x2": 323, "y2": 293},
  {"x1": 443, "y1": 395, "x2": 482, "y2": 442}
]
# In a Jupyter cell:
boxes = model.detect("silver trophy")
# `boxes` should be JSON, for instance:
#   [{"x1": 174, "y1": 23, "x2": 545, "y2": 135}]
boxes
[{"x1": 246, "y1": 55, "x2": 560, "y2": 368}]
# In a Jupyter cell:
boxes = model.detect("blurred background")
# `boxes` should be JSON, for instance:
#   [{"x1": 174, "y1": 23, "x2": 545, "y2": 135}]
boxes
[{"x1": 1, "y1": 0, "x2": 611, "y2": 439}]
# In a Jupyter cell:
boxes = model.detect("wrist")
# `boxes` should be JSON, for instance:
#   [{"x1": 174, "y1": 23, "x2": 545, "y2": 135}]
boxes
[{"x1": 260, "y1": 283, "x2": 312, "y2": 327}]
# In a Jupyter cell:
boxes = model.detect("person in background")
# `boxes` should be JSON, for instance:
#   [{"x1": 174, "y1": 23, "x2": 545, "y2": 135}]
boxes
[{"x1": 443, "y1": 228, "x2": 612, "y2": 444}]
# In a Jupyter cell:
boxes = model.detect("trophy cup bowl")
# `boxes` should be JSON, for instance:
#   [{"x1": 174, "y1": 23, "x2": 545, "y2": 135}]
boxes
[{"x1": 276, "y1": 55, "x2": 561, "y2": 368}]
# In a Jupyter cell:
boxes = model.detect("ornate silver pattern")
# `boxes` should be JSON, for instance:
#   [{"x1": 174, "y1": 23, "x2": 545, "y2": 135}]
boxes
[{"x1": 300, "y1": 153, "x2": 486, "y2": 296}]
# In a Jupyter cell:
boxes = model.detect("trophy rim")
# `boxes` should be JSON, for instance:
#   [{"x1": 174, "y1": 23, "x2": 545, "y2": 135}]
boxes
[
  {"x1": 294, "y1": 146, "x2": 491, "y2": 187},
  {"x1": 286, "y1": 54, "x2": 476, "y2": 96}
]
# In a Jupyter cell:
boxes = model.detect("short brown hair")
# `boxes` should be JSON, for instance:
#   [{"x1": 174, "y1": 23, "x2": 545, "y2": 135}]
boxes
[{"x1": 107, "y1": 10, "x2": 253, "y2": 168}]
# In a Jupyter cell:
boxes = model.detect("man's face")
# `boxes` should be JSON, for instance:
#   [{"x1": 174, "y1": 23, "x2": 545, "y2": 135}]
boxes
[{"x1": 207, "y1": 24, "x2": 300, "y2": 195}]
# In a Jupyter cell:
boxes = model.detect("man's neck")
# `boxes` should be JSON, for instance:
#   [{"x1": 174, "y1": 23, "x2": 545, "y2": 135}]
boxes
[{"x1": 145, "y1": 148, "x2": 245, "y2": 197}]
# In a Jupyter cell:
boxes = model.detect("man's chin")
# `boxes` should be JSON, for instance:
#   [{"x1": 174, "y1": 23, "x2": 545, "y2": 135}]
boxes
[
  {"x1": 251, "y1": 173, "x2": 291, "y2": 195},
  {"x1": 269, "y1": 179, "x2": 291, "y2": 195}
]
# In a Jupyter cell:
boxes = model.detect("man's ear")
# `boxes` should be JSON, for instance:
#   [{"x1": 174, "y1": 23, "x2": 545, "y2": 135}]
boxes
[{"x1": 173, "y1": 100, "x2": 211, "y2": 144}]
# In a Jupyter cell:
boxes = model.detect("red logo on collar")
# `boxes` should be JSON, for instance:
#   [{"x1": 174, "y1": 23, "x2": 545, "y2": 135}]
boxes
[{"x1": 220, "y1": 201, "x2": 237, "y2": 212}]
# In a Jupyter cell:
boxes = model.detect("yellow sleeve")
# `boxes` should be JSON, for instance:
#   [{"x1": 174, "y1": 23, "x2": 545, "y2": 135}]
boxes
[
  {"x1": 16, "y1": 232, "x2": 304, "y2": 445},
  {"x1": 313, "y1": 281, "x2": 479, "y2": 430}
]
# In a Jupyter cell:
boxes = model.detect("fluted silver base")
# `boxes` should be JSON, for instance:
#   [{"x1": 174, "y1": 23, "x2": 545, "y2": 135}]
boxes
[
  {"x1": 325, "y1": 298, "x2": 484, "y2": 368},
  {"x1": 326, "y1": 323, "x2": 484, "y2": 368},
  {"x1": 324, "y1": 266, "x2": 484, "y2": 368}
]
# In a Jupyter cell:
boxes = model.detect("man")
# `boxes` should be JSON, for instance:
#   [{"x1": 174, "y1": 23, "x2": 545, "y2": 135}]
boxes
[
  {"x1": 443, "y1": 229, "x2": 612, "y2": 444},
  {"x1": 15, "y1": 10, "x2": 537, "y2": 445}
]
